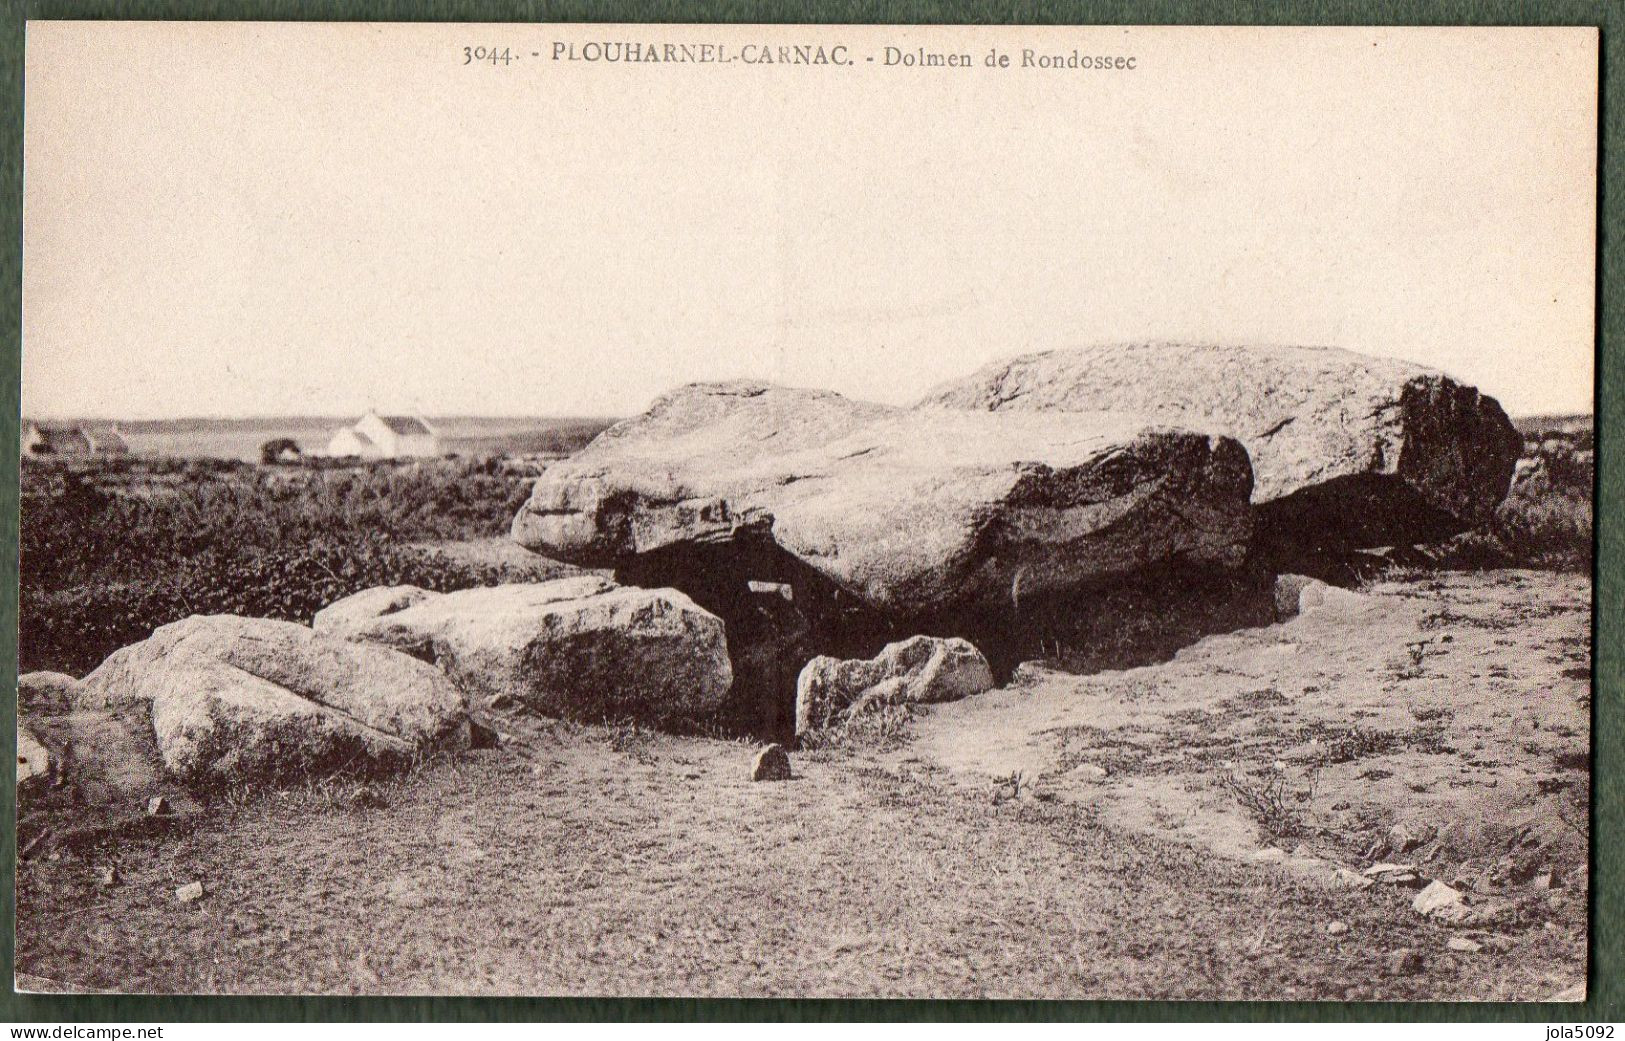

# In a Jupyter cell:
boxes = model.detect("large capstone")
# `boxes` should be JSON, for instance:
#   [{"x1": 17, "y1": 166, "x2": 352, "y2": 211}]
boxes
[
  {"x1": 512, "y1": 381, "x2": 1255, "y2": 618},
  {"x1": 509, "y1": 382, "x2": 1255, "y2": 732},
  {"x1": 920, "y1": 344, "x2": 1521, "y2": 563},
  {"x1": 314, "y1": 577, "x2": 733, "y2": 726},
  {"x1": 80, "y1": 615, "x2": 469, "y2": 786}
]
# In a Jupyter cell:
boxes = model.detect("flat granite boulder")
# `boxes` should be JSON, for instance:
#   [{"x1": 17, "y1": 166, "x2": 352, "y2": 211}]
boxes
[
  {"x1": 314, "y1": 577, "x2": 733, "y2": 725},
  {"x1": 796, "y1": 635, "x2": 995, "y2": 735},
  {"x1": 512, "y1": 381, "x2": 1255, "y2": 619},
  {"x1": 80, "y1": 615, "x2": 469, "y2": 785},
  {"x1": 921, "y1": 344, "x2": 1521, "y2": 553}
]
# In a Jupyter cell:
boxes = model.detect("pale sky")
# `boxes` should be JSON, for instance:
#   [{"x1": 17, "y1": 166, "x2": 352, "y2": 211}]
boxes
[{"x1": 23, "y1": 23, "x2": 1597, "y2": 419}]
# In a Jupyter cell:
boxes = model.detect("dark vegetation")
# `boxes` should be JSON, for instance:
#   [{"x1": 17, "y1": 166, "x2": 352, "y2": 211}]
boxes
[
  {"x1": 19, "y1": 455, "x2": 577, "y2": 676},
  {"x1": 259, "y1": 438, "x2": 301, "y2": 465},
  {"x1": 1412, "y1": 425, "x2": 1593, "y2": 574},
  {"x1": 20, "y1": 418, "x2": 1590, "y2": 680}
]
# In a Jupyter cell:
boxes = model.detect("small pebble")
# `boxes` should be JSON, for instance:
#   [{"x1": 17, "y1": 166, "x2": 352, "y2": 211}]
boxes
[
  {"x1": 175, "y1": 881, "x2": 204, "y2": 903},
  {"x1": 1326, "y1": 921, "x2": 1349, "y2": 936}
]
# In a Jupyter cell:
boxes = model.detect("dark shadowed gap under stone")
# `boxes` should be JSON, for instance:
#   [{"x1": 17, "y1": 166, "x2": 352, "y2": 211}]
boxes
[{"x1": 613, "y1": 534, "x2": 1282, "y2": 744}]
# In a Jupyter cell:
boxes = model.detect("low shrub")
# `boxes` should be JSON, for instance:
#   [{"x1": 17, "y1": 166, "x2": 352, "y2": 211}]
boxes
[{"x1": 19, "y1": 457, "x2": 553, "y2": 675}]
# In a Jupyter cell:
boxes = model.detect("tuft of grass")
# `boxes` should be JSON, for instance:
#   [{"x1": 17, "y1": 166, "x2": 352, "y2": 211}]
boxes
[{"x1": 1221, "y1": 764, "x2": 1319, "y2": 841}]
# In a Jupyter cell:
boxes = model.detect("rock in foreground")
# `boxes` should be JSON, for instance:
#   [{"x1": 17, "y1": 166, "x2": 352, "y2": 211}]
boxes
[
  {"x1": 315, "y1": 577, "x2": 733, "y2": 725},
  {"x1": 512, "y1": 381, "x2": 1255, "y2": 619},
  {"x1": 796, "y1": 635, "x2": 995, "y2": 734},
  {"x1": 80, "y1": 615, "x2": 468, "y2": 785},
  {"x1": 921, "y1": 344, "x2": 1520, "y2": 555}
]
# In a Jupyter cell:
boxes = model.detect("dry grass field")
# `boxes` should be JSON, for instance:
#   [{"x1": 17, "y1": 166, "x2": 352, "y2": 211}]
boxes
[{"x1": 14, "y1": 571, "x2": 1587, "y2": 1000}]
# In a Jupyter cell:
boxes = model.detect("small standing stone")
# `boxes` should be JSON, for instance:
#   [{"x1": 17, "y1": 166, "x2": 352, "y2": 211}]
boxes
[
  {"x1": 751, "y1": 744, "x2": 793, "y2": 782},
  {"x1": 175, "y1": 881, "x2": 205, "y2": 903},
  {"x1": 1388, "y1": 949, "x2": 1425, "y2": 976},
  {"x1": 99, "y1": 864, "x2": 120, "y2": 887},
  {"x1": 146, "y1": 796, "x2": 171, "y2": 817}
]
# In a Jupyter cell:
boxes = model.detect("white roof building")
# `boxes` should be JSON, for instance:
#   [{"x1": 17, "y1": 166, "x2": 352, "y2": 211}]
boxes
[{"x1": 325, "y1": 412, "x2": 440, "y2": 459}]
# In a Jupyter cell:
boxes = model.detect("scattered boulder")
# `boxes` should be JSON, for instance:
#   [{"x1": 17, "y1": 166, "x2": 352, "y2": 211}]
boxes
[
  {"x1": 174, "y1": 881, "x2": 205, "y2": 904},
  {"x1": 1365, "y1": 862, "x2": 1421, "y2": 885},
  {"x1": 1447, "y1": 936, "x2": 1482, "y2": 953},
  {"x1": 1386, "y1": 821, "x2": 1438, "y2": 857},
  {"x1": 317, "y1": 578, "x2": 732, "y2": 726},
  {"x1": 145, "y1": 796, "x2": 171, "y2": 817},
  {"x1": 795, "y1": 636, "x2": 994, "y2": 734},
  {"x1": 1413, "y1": 879, "x2": 1472, "y2": 923},
  {"x1": 751, "y1": 743, "x2": 793, "y2": 782},
  {"x1": 18, "y1": 671, "x2": 82, "y2": 716},
  {"x1": 80, "y1": 615, "x2": 468, "y2": 785},
  {"x1": 920, "y1": 344, "x2": 1521, "y2": 560},
  {"x1": 513, "y1": 381, "x2": 1256, "y2": 620},
  {"x1": 1326, "y1": 921, "x2": 1350, "y2": 936}
]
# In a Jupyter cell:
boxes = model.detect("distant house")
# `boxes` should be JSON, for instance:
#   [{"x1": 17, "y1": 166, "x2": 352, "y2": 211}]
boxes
[
  {"x1": 23, "y1": 422, "x2": 128, "y2": 457},
  {"x1": 325, "y1": 412, "x2": 440, "y2": 459}
]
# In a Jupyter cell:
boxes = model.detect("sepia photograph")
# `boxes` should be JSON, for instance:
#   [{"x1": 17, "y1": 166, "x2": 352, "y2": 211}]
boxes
[{"x1": 14, "y1": 21, "x2": 1597, "y2": 1001}]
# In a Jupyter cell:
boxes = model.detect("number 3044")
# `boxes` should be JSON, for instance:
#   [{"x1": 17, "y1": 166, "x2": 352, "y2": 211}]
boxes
[{"x1": 464, "y1": 47, "x2": 516, "y2": 65}]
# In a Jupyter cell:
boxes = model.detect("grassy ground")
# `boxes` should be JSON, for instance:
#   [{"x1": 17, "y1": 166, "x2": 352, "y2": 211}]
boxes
[
  {"x1": 15, "y1": 640, "x2": 1585, "y2": 1000},
  {"x1": 900, "y1": 571, "x2": 1589, "y2": 878}
]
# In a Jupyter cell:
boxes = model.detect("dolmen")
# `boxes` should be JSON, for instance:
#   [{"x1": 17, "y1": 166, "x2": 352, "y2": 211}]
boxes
[
  {"x1": 921, "y1": 344, "x2": 1521, "y2": 562},
  {"x1": 511, "y1": 380, "x2": 1258, "y2": 722}
]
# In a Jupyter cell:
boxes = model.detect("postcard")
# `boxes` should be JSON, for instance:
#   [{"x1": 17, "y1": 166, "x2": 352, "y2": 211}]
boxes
[{"x1": 17, "y1": 21, "x2": 1596, "y2": 999}]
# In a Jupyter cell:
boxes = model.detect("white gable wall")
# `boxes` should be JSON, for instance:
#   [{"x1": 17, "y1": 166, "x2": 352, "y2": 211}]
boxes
[{"x1": 327, "y1": 427, "x2": 376, "y2": 458}]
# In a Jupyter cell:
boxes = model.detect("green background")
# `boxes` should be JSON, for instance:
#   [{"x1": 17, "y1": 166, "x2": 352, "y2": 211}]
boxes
[{"x1": 0, "y1": 0, "x2": 1616, "y2": 1022}]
